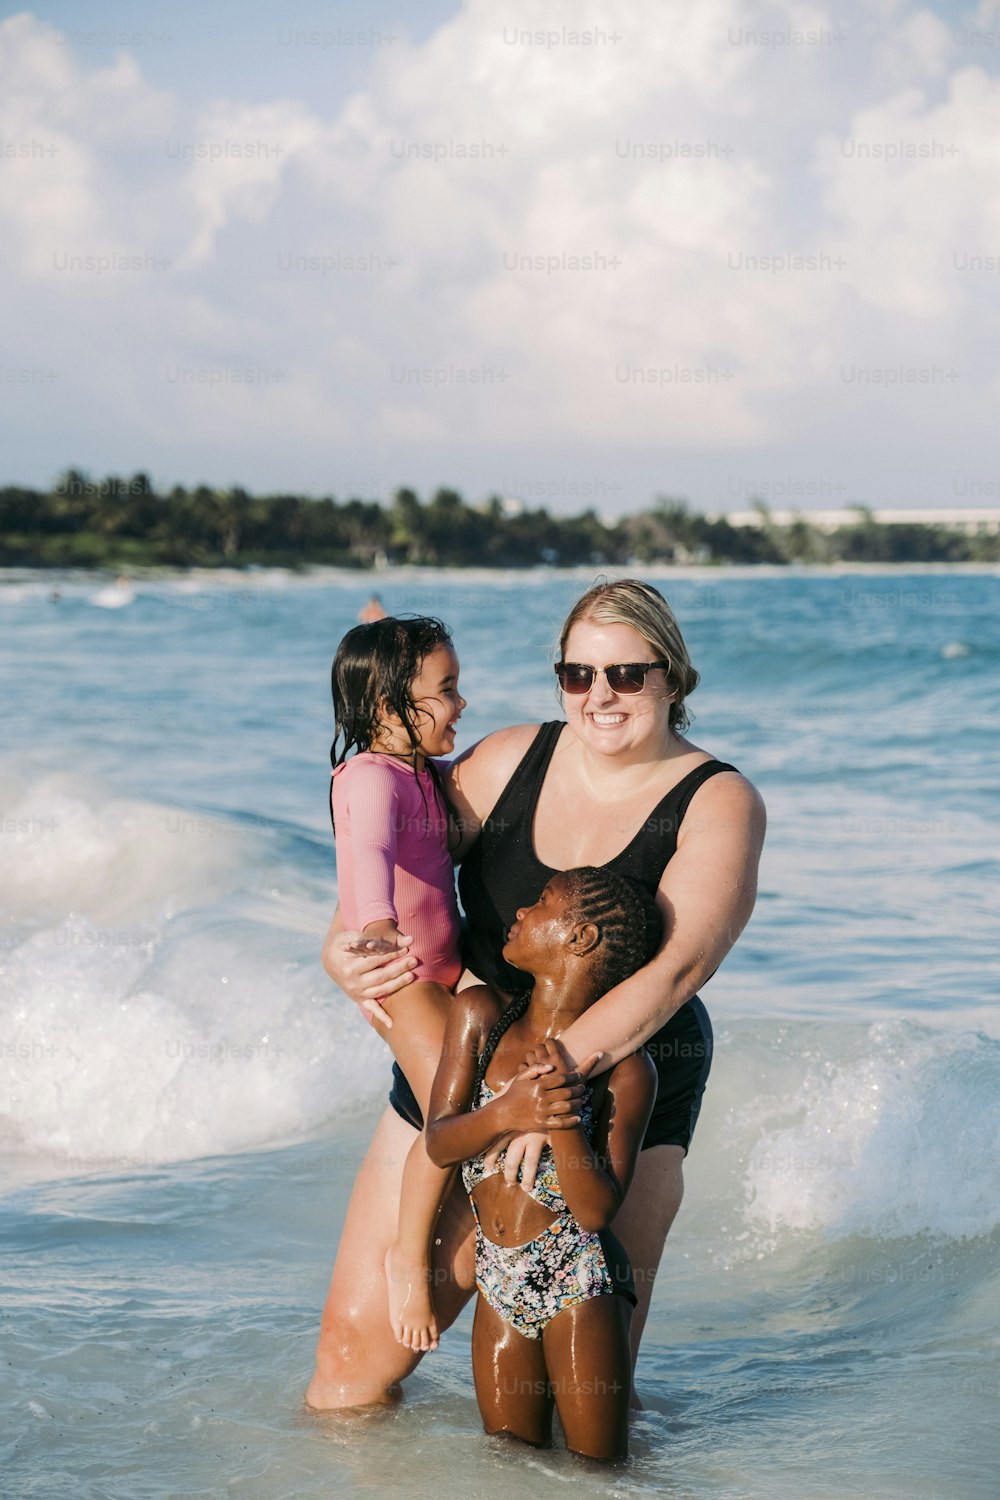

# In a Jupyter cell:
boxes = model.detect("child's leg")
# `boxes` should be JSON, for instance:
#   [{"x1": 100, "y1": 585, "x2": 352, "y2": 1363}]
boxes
[
  {"x1": 541, "y1": 1294, "x2": 633, "y2": 1460},
  {"x1": 372, "y1": 981, "x2": 453, "y2": 1351},
  {"x1": 471, "y1": 1295, "x2": 553, "y2": 1448},
  {"x1": 374, "y1": 980, "x2": 452, "y2": 1107},
  {"x1": 388, "y1": 1134, "x2": 454, "y2": 1350}
]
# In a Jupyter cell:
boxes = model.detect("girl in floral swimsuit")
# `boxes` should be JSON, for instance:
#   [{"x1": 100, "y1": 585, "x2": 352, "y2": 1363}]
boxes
[{"x1": 426, "y1": 866, "x2": 661, "y2": 1461}]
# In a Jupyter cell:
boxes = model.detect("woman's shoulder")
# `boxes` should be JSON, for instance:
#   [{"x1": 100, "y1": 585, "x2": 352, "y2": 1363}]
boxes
[
  {"x1": 679, "y1": 753, "x2": 765, "y2": 815},
  {"x1": 666, "y1": 738, "x2": 763, "y2": 809},
  {"x1": 456, "y1": 722, "x2": 546, "y2": 768},
  {"x1": 672, "y1": 756, "x2": 767, "y2": 854},
  {"x1": 446, "y1": 723, "x2": 548, "y2": 818}
]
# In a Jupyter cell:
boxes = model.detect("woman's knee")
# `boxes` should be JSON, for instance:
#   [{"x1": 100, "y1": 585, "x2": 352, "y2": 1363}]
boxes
[
  {"x1": 314, "y1": 1302, "x2": 367, "y2": 1376},
  {"x1": 313, "y1": 1302, "x2": 418, "y2": 1400}
]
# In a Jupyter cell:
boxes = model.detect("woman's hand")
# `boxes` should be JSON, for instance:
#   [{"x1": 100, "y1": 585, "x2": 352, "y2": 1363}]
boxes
[
  {"x1": 495, "y1": 1054, "x2": 589, "y2": 1135},
  {"x1": 322, "y1": 927, "x2": 417, "y2": 1029},
  {"x1": 490, "y1": 1040, "x2": 601, "y2": 1187}
]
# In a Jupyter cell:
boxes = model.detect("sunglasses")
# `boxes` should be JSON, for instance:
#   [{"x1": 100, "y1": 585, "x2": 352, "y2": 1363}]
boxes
[{"x1": 554, "y1": 661, "x2": 669, "y2": 695}]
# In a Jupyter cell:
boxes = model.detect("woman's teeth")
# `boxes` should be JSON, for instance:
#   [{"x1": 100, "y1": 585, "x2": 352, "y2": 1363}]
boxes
[{"x1": 591, "y1": 712, "x2": 626, "y2": 724}]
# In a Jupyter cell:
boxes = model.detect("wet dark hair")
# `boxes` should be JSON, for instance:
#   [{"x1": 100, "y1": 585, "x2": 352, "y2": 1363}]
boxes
[
  {"x1": 330, "y1": 615, "x2": 453, "y2": 768},
  {"x1": 558, "y1": 866, "x2": 663, "y2": 994}
]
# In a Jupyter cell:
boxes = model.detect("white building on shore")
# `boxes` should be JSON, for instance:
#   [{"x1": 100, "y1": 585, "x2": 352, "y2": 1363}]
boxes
[{"x1": 714, "y1": 507, "x2": 1000, "y2": 536}]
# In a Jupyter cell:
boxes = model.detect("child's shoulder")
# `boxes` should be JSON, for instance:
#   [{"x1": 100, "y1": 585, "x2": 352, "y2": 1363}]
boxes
[
  {"x1": 331, "y1": 754, "x2": 412, "y2": 820},
  {"x1": 608, "y1": 1047, "x2": 658, "y2": 1095},
  {"x1": 450, "y1": 983, "x2": 504, "y2": 1039},
  {"x1": 333, "y1": 752, "x2": 408, "y2": 786}
]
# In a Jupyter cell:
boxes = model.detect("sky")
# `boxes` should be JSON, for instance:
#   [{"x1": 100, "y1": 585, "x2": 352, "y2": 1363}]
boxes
[{"x1": 2, "y1": 0, "x2": 999, "y2": 517}]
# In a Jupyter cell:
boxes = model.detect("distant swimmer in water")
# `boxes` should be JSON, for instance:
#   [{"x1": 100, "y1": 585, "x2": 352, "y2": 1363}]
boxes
[
  {"x1": 359, "y1": 594, "x2": 388, "y2": 622},
  {"x1": 91, "y1": 575, "x2": 135, "y2": 609}
]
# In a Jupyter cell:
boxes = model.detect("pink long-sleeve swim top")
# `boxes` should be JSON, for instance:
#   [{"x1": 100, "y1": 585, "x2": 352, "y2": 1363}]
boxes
[{"x1": 331, "y1": 752, "x2": 462, "y2": 988}]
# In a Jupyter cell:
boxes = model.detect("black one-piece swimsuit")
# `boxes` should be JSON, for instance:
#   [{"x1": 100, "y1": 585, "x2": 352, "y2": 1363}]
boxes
[{"x1": 389, "y1": 722, "x2": 739, "y2": 1154}]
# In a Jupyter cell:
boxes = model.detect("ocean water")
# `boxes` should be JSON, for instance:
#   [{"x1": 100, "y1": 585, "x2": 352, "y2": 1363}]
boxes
[{"x1": 1, "y1": 565, "x2": 997, "y2": 1499}]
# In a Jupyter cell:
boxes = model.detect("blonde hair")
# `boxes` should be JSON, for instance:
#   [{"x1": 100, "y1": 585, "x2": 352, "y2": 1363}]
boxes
[{"x1": 558, "y1": 578, "x2": 699, "y2": 732}]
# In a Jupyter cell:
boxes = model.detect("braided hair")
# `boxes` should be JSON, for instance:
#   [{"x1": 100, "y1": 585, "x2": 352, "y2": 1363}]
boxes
[
  {"x1": 472, "y1": 867, "x2": 662, "y2": 1095},
  {"x1": 558, "y1": 866, "x2": 663, "y2": 995}
]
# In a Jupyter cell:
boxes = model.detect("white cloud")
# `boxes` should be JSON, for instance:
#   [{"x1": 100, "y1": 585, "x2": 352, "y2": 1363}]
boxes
[
  {"x1": 875, "y1": 6, "x2": 955, "y2": 82},
  {"x1": 815, "y1": 64, "x2": 1000, "y2": 322},
  {"x1": 1, "y1": 1, "x2": 999, "y2": 504},
  {"x1": 174, "y1": 101, "x2": 322, "y2": 268}
]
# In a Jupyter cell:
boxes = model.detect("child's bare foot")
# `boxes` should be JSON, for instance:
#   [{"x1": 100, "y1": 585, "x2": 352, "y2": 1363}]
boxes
[{"x1": 384, "y1": 1245, "x2": 439, "y2": 1352}]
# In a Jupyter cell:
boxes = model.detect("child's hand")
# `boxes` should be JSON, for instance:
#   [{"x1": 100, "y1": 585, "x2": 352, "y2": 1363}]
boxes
[
  {"x1": 344, "y1": 936, "x2": 400, "y2": 956},
  {"x1": 359, "y1": 918, "x2": 403, "y2": 950}
]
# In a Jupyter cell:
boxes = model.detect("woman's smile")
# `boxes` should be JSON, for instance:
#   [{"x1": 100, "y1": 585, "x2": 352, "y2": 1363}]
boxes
[{"x1": 561, "y1": 621, "x2": 674, "y2": 757}]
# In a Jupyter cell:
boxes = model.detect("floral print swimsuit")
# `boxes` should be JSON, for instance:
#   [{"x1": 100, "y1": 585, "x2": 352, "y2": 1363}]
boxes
[{"x1": 461, "y1": 1078, "x2": 636, "y2": 1340}]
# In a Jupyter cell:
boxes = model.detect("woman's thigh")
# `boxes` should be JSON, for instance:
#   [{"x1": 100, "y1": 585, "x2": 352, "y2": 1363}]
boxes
[
  {"x1": 612, "y1": 1143, "x2": 685, "y2": 1367},
  {"x1": 307, "y1": 1107, "x2": 476, "y2": 1410}
]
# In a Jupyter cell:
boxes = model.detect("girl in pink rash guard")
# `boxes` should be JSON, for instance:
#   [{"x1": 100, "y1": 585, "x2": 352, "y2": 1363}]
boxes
[{"x1": 329, "y1": 615, "x2": 466, "y2": 1355}]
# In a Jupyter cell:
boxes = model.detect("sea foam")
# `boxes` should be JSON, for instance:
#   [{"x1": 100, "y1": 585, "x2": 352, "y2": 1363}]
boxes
[
  {"x1": 0, "y1": 773, "x2": 386, "y2": 1173},
  {"x1": 718, "y1": 1021, "x2": 1000, "y2": 1243}
]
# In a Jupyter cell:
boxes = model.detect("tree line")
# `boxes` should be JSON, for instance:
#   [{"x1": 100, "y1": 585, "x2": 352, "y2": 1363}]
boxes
[{"x1": 1, "y1": 471, "x2": 996, "y2": 568}]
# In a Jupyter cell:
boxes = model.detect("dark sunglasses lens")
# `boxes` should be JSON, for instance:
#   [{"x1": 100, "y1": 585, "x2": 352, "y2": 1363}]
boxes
[
  {"x1": 605, "y1": 665, "x2": 646, "y2": 693},
  {"x1": 556, "y1": 664, "x2": 594, "y2": 693}
]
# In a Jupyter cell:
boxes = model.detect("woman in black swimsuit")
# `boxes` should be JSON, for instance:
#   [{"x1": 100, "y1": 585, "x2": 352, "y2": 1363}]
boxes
[{"x1": 307, "y1": 579, "x2": 766, "y2": 1411}]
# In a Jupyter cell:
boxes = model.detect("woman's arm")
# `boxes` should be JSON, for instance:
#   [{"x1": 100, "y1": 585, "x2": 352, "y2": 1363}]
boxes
[
  {"x1": 557, "y1": 772, "x2": 766, "y2": 1072},
  {"x1": 540, "y1": 1040, "x2": 657, "y2": 1233},
  {"x1": 494, "y1": 772, "x2": 764, "y2": 1189}
]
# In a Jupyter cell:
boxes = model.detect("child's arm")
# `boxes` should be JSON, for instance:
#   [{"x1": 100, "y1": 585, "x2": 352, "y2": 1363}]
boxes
[
  {"x1": 337, "y1": 761, "x2": 403, "y2": 931},
  {"x1": 425, "y1": 993, "x2": 591, "y2": 1169},
  {"x1": 332, "y1": 763, "x2": 410, "y2": 1019},
  {"x1": 424, "y1": 989, "x2": 504, "y2": 1166},
  {"x1": 541, "y1": 1038, "x2": 657, "y2": 1233}
]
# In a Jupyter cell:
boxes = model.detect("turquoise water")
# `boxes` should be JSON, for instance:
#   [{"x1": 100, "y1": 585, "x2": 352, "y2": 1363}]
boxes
[{"x1": 2, "y1": 566, "x2": 998, "y2": 1497}]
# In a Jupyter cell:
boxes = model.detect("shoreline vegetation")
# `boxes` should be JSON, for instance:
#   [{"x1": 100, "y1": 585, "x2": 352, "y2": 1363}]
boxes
[{"x1": 3, "y1": 470, "x2": 999, "y2": 570}]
